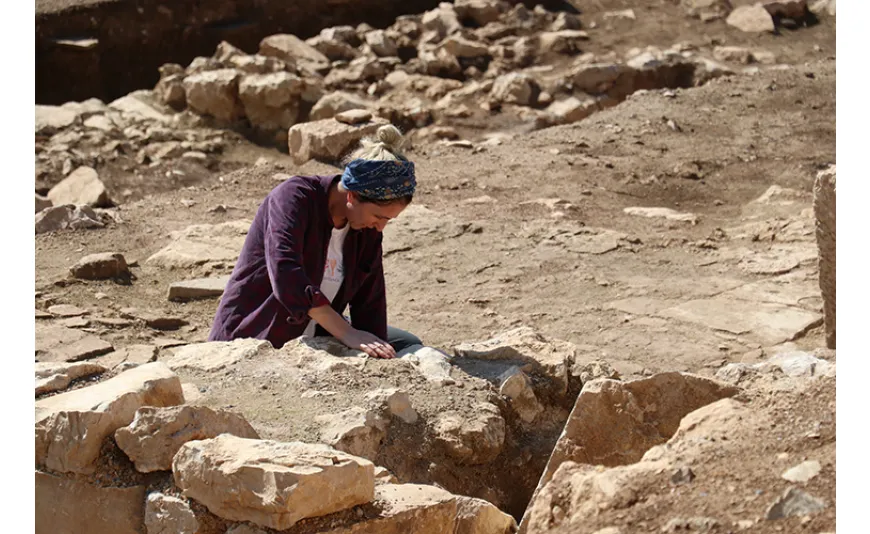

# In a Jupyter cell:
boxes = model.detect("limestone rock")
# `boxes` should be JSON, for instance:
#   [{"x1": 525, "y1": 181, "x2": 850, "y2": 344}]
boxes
[
  {"x1": 624, "y1": 206, "x2": 698, "y2": 224},
  {"x1": 319, "y1": 483, "x2": 516, "y2": 534},
  {"x1": 454, "y1": 493, "x2": 518, "y2": 534},
  {"x1": 814, "y1": 165, "x2": 835, "y2": 348},
  {"x1": 490, "y1": 73, "x2": 539, "y2": 106},
  {"x1": 336, "y1": 109, "x2": 374, "y2": 125},
  {"x1": 399, "y1": 345, "x2": 455, "y2": 384},
  {"x1": 146, "y1": 219, "x2": 251, "y2": 269},
  {"x1": 365, "y1": 30, "x2": 399, "y2": 57},
  {"x1": 681, "y1": 0, "x2": 733, "y2": 21},
  {"x1": 316, "y1": 407, "x2": 389, "y2": 460},
  {"x1": 35, "y1": 374, "x2": 73, "y2": 396},
  {"x1": 454, "y1": 0, "x2": 507, "y2": 26},
  {"x1": 155, "y1": 73, "x2": 187, "y2": 110},
  {"x1": 325, "y1": 56, "x2": 392, "y2": 86},
  {"x1": 544, "y1": 97, "x2": 598, "y2": 124},
  {"x1": 810, "y1": 0, "x2": 835, "y2": 16},
  {"x1": 69, "y1": 252, "x2": 129, "y2": 280},
  {"x1": 145, "y1": 493, "x2": 199, "y2": 534},
  {"x1": 321, "y1": 25, "x2": 361, "y2": 46},
  {"x1": 109, "y1": 90, "x2": 173, "y2": 122},
  {"x1": 92, "y1": 345, "x2": 159, "y2": 370},
  {"x1": 440, "y1": 35, "x2": 491, "y2": 59},
  {"x1": 48, "y1": 304, "x2": 88, "y2": 317},
  {"x1": 454, "y1": 327, "x2": 576, "y2": 397},
  {"x1": 228, "y1": 54, "x2": 289, "y2": 75},
  {"x1": 536, "y1": 373, "x2": 737, "y2": 489},
  {"x1": 36, "y1": 471, "x2": 145, "y2": 534},
  {"x1": 310, "y1": 91, "x2": 373, "y2": 121},
  {"x1": 35, "y1": 361, "x2": 106, "y2": 396},
  {"x1": 238, "y1": 72, "x2": 304, "y2": 130},
  {"x1": 727, "y1": 4, "x2": 776, "y2": 32},
  {"x1": 168, "y1": 275, "x2": 231, "y2": 301},
  {"x1": 35, "y1": 362, "x2": 184, "y2": 474},
  {"x1": 537, "y1": 30, "x2": 589, "y2": 56},
  {"x1": 499, "y1": 367, "x2": 543, "y2": 423},
  {"x1": 765, "y1": 487, "x2": 826, "y2": 519},
  {"x1": 166, "y1": 339, "x2": 271, "y2": 372},
  {"x1": 47, "y1": 166, "x2": 111, "y2": 208},
  {"x1": 433, "y1": 403, "x2": 506, "y2": 464},
  {"x1": 172, "y1": 435, "x2": 375, "y2": 530},
  {"x1": 308, "y1": 35, "x2": 360, "y2": 61},
  {"x1": 183, "y1": 69, "x2": 245, "y2": 122},
  {"x1": 754, "y1": 350, "x2": 835, "y2": 378},
  {"x1": 116, "y1": 405, "x2": 259, "y2": 472},
  {"x1": 520, "y1": 397, "x2": 755, "y2": 534},
  {"x1": 782, "y1": 460, "x2": 822, "y2": 483},
  {"x1": 365, "y1": 388, "x2": 419, "y2": 423},
  {"x1": 35, "y1": 194, "x2": 52, "y2": 214},
  {"x1": 657, "y1": 294, "x2": 822, "y2": 346},
  {"x1": 375, "y1": 466, "x2": 399, "y2": 485},
  {"x1": 36, "y1": 323, "x2": 113, "y2": 362},
  {"x1": 36, "y1": 105, "x2": 79, "y2": 134},
  {"x1": 713, "y1": 46, "x2": 755, "y2": 64},
  {"x1": 418, "y1": 47, "x2": 462, "y2": 78},
  {"x1": 288, "y1": 116, "x2": 387, "y2": 164},
  {"x1": 134, "y1": 311, "x2": 188, "y2": 330},
  {"x1": 259, "y1": 34, "x2": 330, "y2": 74},
  {"x1": 421, "y1": 3, "x2": 463, "y2": 38}
]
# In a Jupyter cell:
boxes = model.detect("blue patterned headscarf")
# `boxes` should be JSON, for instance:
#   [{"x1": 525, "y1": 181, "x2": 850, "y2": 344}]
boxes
[{"x1": 341, "y1": 158, "x2": 416, "y2": 201}]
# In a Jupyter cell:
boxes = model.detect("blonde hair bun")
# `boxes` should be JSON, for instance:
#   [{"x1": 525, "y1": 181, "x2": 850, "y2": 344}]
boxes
[
  {"x1": 349, "y1": 123, "x2": 406, "y2": 162},
  {"x1": 376, "y1": 124, "x2": 404, "y2": 152}
]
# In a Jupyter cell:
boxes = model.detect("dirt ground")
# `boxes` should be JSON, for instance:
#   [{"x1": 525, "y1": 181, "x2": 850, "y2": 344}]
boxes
[{"x1": 34, "y1": 2, "x2": 837, "y2": 532}]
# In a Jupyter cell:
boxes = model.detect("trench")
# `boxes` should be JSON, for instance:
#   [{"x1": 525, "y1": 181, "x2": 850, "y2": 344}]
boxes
[
  {"x1": 391, "y1": 366, "x2": 740, "y2": 527},
  {"x1": 35, "y1": 0, "x2": 579, "y2": 105}
]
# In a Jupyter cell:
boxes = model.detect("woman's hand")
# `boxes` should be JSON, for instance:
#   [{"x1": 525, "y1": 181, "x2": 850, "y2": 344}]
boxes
[{"x1": 340, "y1": 328, "x2": 396, "y2": 359}]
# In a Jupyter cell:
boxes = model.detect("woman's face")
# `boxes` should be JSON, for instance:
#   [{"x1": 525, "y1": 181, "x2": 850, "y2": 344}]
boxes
[{"x1": 346, "y1": 192, "x2": 408, "y2": 232}]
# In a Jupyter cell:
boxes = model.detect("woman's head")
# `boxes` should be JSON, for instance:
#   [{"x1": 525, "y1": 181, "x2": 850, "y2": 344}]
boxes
[{"x1": 339, "y1": 124, "x2": 416, "y2": 231}]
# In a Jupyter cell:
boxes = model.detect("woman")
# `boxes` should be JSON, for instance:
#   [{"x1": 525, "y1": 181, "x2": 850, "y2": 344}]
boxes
[{"x1": 208, "y1": 124, "x2": 421, "y2": 359}]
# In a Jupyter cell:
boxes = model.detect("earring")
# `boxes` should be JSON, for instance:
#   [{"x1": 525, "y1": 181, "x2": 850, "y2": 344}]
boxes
[{"x1": 346, "y1": 202, "x2": 353, "y2": 209}]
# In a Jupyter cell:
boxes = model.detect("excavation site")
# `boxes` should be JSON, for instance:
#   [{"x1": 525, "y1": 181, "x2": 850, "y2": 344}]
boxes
[{"x1": 35, "y1": 0, "x2": 837, "y2": 533}]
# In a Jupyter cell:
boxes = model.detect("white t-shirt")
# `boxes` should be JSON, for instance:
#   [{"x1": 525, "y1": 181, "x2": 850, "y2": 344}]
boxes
[{"x1": 303, "y1": 224, "x2": 351, "y2": 337}]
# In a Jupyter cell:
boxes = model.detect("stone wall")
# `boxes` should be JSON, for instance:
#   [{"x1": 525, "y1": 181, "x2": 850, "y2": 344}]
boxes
[{"x1": 813, "y1": 165, "x2": 836, "y2": 349}]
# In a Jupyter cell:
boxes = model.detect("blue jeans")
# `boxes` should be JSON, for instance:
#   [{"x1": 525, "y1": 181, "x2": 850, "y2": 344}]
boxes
[{"x1": 386, "y1": 325, "x2": 423, "y2": 353}]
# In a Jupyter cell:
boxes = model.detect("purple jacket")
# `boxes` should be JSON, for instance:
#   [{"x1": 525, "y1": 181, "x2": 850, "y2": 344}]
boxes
[{"x1": 208, "y1": 174, "x2": 388, "y2": 348}]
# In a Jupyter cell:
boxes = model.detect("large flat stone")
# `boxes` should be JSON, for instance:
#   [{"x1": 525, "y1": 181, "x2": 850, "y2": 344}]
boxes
[
  {"x1": 656, "y1": 295, "x2": 823, "y2": 345},
  {"x1": 721, "y1": 274, "x2": 821, "y2": 310},
  {"x1": 36, "y1": 105, "x2": 79, "y2": 134},
  {"x1": 35, "y1": 361, "x2": 107, "y2": 396},
  {"x1": 165, "y1": 339, "x2": 271, "y2": 372},
  {"x1": 35, "y1": 204, "x2": 104, "y2": 234},
  {"x1": 454, "y1": 327, "x2": 576, "y2": 397},
  {"x1": 36, "y1": 471, "x2": 145, "y2": 534},
  {"x1": 36, "y1": 323, "x2": 114, "y2": 362},
  {"x1": 519, "y1": 374, "x2": 738, "y2": 533},
  {"x1": 145, "y1": 493, "x2": 199, "y2": 534},
  {"x1": 146, "y1": 220, "x2": 251, "y2": 269},
  {"x1": 47, "y1": 166, "x2": 112, "y2": 208},
  {"x1": 36, "y1": 362, "x2": 184, "y2": 474},
  {"x1": 318, "y1": 484, "x2": 516, "y2": 534},
  {"x1": 173, "y1": 435, "x2": 375, "y2": 530},
  {"x1": 168, "y1": 275, "x2": 231, "y2": 301},
  {"x1": 288, "y1": 117, "x2": 387, "y2": 164},
  {"x1": 115, "y1": 405, "x2": 260, "y2": 472}
]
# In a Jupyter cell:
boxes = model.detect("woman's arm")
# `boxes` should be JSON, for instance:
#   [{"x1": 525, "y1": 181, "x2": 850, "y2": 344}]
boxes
[
  {"x1": 263, "y1": 182, "x2": 331, "y2": 324},
  {"x1": 308, "y1": 305, "x2": 395, "y2": 359}
]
